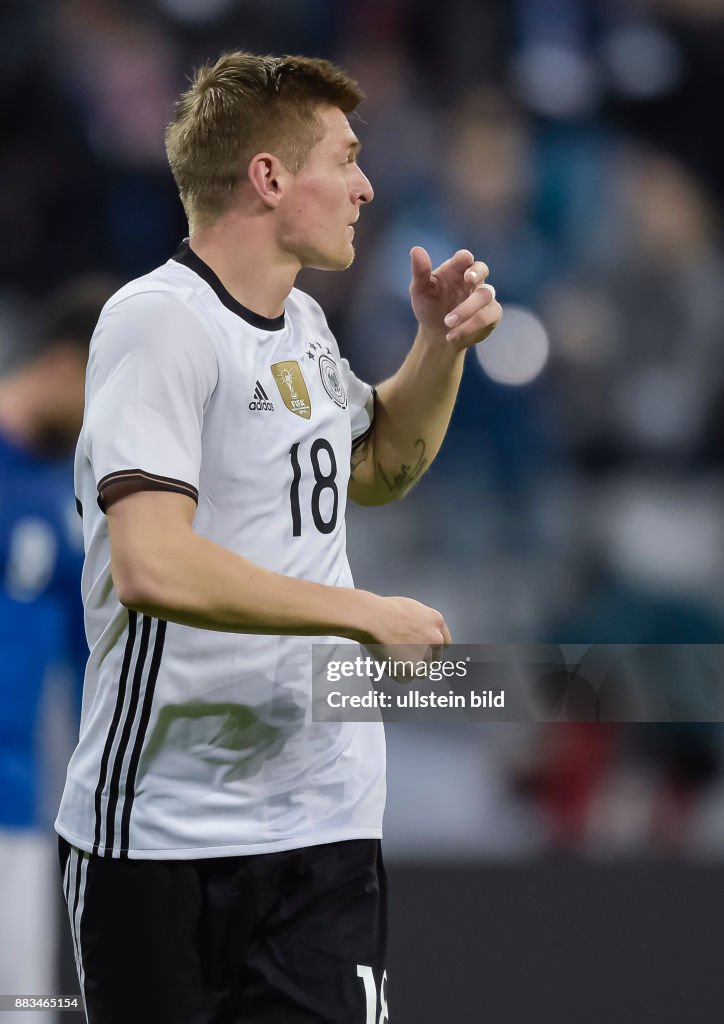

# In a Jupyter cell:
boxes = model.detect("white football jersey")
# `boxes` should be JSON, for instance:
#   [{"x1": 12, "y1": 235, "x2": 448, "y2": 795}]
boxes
[{"x1": 55, "y1": 242, "x2": 386, "y2": 860}]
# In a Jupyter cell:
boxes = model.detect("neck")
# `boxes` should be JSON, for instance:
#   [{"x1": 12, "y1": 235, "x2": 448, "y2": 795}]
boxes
[{"x1": 189, "y1": 210, "x2": 299, "y2": 319}]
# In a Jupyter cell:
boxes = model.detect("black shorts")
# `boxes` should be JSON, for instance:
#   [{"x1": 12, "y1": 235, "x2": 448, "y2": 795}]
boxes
[{"x1": 59, "y1": 836, "x2": 388, "y2": 1024}]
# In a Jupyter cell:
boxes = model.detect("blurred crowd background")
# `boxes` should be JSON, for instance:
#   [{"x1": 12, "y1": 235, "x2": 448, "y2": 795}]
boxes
[{"x1": 3, "y1": 0, "x2": 724, "y2": 1008}]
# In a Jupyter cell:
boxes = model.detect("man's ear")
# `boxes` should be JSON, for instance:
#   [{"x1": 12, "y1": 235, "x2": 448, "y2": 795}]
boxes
[{"x1": 247, "y1": 153, "x2": 286, "y2": 209}]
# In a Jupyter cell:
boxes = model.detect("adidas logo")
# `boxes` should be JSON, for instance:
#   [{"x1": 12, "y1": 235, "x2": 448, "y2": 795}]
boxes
[{"x1": 249, "y1": 380, "x2": 274, "y2": 412}]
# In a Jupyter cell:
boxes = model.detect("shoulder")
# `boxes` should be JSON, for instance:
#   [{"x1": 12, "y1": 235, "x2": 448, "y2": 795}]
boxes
[
  {"x1": 287, "y1": 287, "x2": 339, "y2": 352},
  {"x1": 99, "y1": 261, "x2": 207, "y2": 329},
  {"x1": 92, "y1": 264, "x2": 218, "y2": 370},
  {"x1": 288, "y1": 286, "x2": 326, "y2": 324}
]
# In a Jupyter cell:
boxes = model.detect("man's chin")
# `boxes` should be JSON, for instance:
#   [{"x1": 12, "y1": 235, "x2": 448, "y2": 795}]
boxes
[{"x1": 303, "y1": 245, "x2": 356, "y2": 273}]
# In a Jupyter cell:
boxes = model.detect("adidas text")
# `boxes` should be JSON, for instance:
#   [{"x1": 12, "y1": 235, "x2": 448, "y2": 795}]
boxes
[{"x1": 249, "y1": 380, "x2": 274, "y2": 412}]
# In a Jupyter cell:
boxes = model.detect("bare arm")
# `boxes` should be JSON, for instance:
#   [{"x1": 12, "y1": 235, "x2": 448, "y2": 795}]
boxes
[
  {"x1": 107, "y1": 488, "x2": 451, "y2": 647},
  {"x1": 349, "y1": 329, "x2": 465, "y2": 505},
  {"x1": 349, "y1": 248, "x2": 502, "y2": 506}
]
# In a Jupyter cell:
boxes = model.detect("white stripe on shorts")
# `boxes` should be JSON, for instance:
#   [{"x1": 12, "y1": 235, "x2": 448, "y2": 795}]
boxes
[{"x1": 65, "y1": 848, "x2": 89, "y2": 1022}]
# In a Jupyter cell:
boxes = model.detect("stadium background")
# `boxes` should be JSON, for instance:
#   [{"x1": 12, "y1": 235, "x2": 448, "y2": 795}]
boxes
[{"x1": 3, "y1": 0, "x2": 724, "y2": 1019}]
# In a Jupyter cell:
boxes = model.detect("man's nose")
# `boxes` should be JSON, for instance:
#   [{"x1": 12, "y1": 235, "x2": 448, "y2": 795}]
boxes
[{"x1": 356, "y1": 167, "x2": 374, "y2": 205}]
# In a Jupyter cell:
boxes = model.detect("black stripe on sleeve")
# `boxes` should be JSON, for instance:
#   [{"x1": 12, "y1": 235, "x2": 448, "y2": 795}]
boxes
[
  {"x1": 93, "y1": 611, "x2": 138, "y2": 854},
  {"x1": 351, "y1": 388, "x2": 376, "y2": 451},
  {"x1": 103, "y1": 615, "x2": 152, "y2": 856},
  {"x1": 350, "y1": 423, "x2": 374, "y2": 452},
  {"x1": 119, "y1": 619, "x2": 167, "y2": 859},
  {"x1": 97, "y1": 469, "x2": 199, "y2": 512}
]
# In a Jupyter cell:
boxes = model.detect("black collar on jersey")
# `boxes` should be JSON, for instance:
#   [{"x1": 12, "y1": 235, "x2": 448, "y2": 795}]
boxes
[{"x1": 172, "y1": 239, "x2": 286, "y2": 332}]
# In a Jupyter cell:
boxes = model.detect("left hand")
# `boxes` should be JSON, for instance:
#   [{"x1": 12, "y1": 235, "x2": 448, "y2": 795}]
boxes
[{"x1": 409, "y1": 246, "x2": 502, "y2": 351}]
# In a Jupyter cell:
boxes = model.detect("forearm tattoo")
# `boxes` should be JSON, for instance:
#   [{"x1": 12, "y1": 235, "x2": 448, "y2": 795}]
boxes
[{"x1": 376, "y1": 438, "x2": 428, "y2": 495}]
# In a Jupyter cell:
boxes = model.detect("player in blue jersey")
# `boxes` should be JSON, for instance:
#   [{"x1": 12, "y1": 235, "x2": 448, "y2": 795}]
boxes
[{"x1": 0, "y1": 279, "x2": 116, "y2": 1013}]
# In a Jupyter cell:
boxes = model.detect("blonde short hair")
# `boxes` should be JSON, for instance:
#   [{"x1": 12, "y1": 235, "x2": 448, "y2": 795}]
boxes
[{"x1": 165, "y1": 51, "x2": 364, "y2": 226}]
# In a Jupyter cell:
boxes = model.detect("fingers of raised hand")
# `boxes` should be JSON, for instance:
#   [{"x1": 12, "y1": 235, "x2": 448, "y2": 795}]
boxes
[
  {"x1": 444, "y1": 281, "x2": 494, "y2": 325},
  {"x1": 410, "y1": 245, "x2": 433, "y2": 285},
  {"x1": 463, "y1": 261, "x2": 490, "y2": 288},
  {"x1": 445, "y1": 286, "x2": 502, "y2": 345},
  {"x1": 431, "y1": 249, "x2": 475, "y2": 280}
]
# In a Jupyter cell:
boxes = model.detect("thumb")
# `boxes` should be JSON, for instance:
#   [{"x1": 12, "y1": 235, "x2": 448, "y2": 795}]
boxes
[{"x1": 410, "y1": 246, "x2": 433, "y2": 287}]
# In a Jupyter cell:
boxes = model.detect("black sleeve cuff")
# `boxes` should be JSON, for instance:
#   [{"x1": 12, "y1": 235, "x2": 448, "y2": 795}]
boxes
[
  {"x1": 351, "y1": 388, "x2": 376, "y2": 451},
  {"x1": 97, "y1": 469, "x2": 199, "y2": 513}
]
